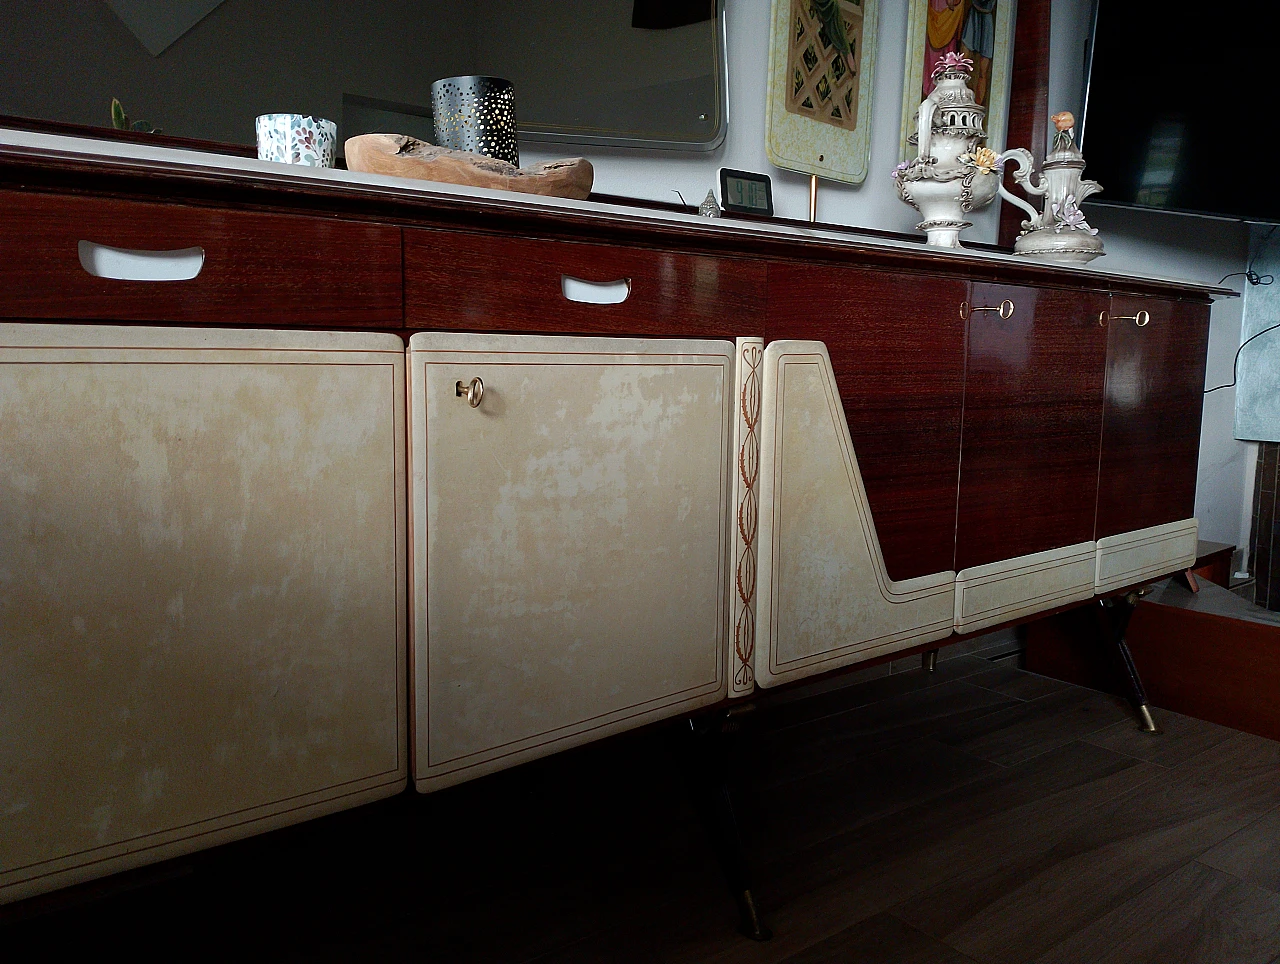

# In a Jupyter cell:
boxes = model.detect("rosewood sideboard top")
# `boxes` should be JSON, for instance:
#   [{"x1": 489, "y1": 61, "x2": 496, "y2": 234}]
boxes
[{"x1": 0, "y1": 127, "x2": 1236, "y2": 305}]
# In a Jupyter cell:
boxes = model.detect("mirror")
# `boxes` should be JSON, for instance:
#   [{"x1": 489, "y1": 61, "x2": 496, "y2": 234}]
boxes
[{"x1": 0, "y1": 0, "x2": 727, "y2": 156}]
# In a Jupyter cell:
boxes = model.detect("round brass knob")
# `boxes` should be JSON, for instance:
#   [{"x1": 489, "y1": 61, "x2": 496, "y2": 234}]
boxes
[{"x1": 455, "y1": 376, "x2": 484, "y2": 408}]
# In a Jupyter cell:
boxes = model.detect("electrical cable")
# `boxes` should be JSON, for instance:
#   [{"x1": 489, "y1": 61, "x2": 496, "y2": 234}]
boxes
[
  {"x1": 1205, "y1": 321, "x2": 1280, "y2": 394},
  {"x1": 1205, "y1": 225, "x2": 1277, "y2": 394}
]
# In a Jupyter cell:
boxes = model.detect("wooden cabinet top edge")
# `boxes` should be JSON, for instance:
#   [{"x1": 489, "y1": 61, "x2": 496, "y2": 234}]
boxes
[{"x1": 0, "y1": 134, "x2": 1236, "y2": 302}]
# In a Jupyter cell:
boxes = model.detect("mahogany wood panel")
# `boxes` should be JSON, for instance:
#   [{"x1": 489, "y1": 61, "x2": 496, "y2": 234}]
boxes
[
  {"x1": 0, "y1": 142, "x2": 1232, "y2": 303},
  {"x1": 1026, "y1": 600, "x2": 1280, "y2": 743},
  {"x1": 403, "y1": 229, "x2": 764, "y2": 338},
  {"x1": 1192, "y1": 541, "x2": 1236, "y2": 589},
  {"x1": 998, "y1": 0, "x2": 1051, "y2": 248},
  {"x1": 766, "y1": 264, "x2": 967, "y2": 581},
  {"x1": 955, "y1": 284, "x2": 1109, "y2": 570},
  {"x1": 1095, "y1": 297, "x2": 1209, "y2": 539},
  {"x1": 0, "y1": 190, "x2": 402, "y2": 326},
  {"x1": 1129, "y1": 602, "x2": 1280, "y2": 742}
]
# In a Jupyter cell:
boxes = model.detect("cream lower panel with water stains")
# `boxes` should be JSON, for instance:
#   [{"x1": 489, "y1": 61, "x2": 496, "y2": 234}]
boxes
[
  {"x1": 0, "y1": 324, "x2": 408, "y2": 905},
  {"x1": 953, "y1": 543, "x2": 1098, "y2": 635},
  {"x1": 409, "y1": 333, "x2": 735, "y2": 792},
  {"x1": 1094, "y1": 518, "x2": 1199, "y2": 594},
  {"x1": 752, "y1": 341, "x2": 956, "y2": 688}
]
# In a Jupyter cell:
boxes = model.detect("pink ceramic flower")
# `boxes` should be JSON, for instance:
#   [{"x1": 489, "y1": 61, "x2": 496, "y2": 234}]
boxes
[{"x1": 932, "y1": 52, "x2": 975, "y2": 78}]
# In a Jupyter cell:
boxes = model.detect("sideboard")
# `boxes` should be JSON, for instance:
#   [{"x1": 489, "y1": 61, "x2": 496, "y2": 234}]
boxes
[{"x1": 0, "y1": 129, "x2": 1233, "y2": 905}]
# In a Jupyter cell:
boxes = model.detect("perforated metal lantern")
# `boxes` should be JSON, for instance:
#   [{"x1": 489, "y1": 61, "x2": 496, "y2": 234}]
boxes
[{"x1": 431, "y1": 76, "x2": 519, "y2": 166}]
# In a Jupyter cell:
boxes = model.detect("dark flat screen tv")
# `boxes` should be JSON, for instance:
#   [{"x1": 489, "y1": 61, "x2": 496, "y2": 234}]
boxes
[{"x1": 1081, "y1": 1, "x2": 1274, "y2": 222}]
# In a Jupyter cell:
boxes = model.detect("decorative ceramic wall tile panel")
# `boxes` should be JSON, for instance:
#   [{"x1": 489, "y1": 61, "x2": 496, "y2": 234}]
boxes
[
  {"x1": 954, "y1": 542, "x2": 1097, "y2": 635},
  {"x1": 765, "y1": 0, "x2": 880, "y2": 183},
  {"x1": 0, "y1": 324, "x2": 408, "y2": 904},
  {"x1": 754, "y1": 341, "x2": 955, "y2": 687},
  {"x1": 1094, "y1": 519, "x2": 1199, "y2": 594},
  {"x1": 409, "y1": 333, "x2": 734, "y2": 791}
]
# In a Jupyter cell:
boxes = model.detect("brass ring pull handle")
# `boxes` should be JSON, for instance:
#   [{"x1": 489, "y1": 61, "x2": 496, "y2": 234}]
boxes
[
  {"x1": 455, "y1": 376, "x2": 484, "y2": 408},
  {"x1": 1098, "y1": 309, "x2": 1151, "y2": 327},
  {"x1": 960, "y1": 299, "x2": 1014, "y2": 321}
]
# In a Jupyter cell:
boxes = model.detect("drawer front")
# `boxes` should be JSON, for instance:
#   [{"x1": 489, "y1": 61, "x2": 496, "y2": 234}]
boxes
[
  {"x1": 0, "y1": 190, "x2": 403, "y2": 326},
  {"x1": 403, "y1": 228, "x2": 765, "y2": 337},
  {"x1": 954, "y1": 542, "x2": 1098, "y2": 635},
  {"x1": 1095, "y1": 519, "x2": 1199, "y2": 593}
]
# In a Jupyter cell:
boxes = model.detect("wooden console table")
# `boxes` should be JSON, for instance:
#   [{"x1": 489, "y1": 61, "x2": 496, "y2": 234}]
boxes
[{"x1": 0, "y1": 128, "x2": 1234, "y2": 907}]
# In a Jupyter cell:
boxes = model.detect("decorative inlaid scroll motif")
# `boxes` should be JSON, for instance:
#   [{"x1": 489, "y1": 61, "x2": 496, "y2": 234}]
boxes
[
  {"x1": 785, "y1": 0, "x2": 864, "y2": 132},
  {"x1": 732, "y1": 338, "x2": 764, "y2": 695}
]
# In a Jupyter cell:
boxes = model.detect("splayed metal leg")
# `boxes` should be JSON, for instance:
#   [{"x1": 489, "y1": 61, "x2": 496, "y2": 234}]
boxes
[
  {"x1": 923, "y1": 649, "x2": 939, "y2": 673},
  {"x1": 683, "y1": 708, "x2": 772, "y2": 941},
  {"x1": 1096, "y1": 594, "x2": 1160, "y2": 734}
]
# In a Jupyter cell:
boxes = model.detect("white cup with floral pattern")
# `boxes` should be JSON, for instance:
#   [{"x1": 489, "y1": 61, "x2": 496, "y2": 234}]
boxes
[{"x1": 254, "y1": 114, "x2": 337, "y2": 168}]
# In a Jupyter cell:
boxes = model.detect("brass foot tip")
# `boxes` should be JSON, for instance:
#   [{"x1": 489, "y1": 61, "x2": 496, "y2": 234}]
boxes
[
  {"x1": 1138, "y1": 704, "x2": 1160, "y2": 734},
  {"x1": 739, "y1": 890, "x2": 773, "y2": 942}
]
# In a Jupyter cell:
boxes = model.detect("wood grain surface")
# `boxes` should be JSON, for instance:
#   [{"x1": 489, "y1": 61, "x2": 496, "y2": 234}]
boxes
[
  {"x1": 404, "y1": 228, "x2": 765, "y2": 338},
  {"x1": 346, "y1": 134, "x2": 593, "y2": 199},
  {"x1": 1095, "y1": 297, "x2": 1210, "y2": 539},
  {"x1": 0, "y1": 190, "x2": 403, "y2": 326},
  {"x1": 955, "y1": 284, "x2": 1109, "y2": 570},
  {"x1": 0, "y1": 139, "x2": 1231, "y2": 302},
  {"x1": 765, "y1": 263, "x2": 967, "y2": 581}
]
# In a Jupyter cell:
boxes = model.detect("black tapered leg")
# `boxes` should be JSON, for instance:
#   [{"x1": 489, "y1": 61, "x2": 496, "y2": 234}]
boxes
[
  {"x1": 1096, "y1": 595, "x2": 1160, "y2": 733},
  {"x1": 682, "y1": 709, "x2": 772, "y2": 941}
]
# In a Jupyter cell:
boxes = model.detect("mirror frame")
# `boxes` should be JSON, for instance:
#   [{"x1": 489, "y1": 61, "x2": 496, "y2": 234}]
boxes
[{"x1": 517, "y1": 0, "x2": 728, "y2": 153}]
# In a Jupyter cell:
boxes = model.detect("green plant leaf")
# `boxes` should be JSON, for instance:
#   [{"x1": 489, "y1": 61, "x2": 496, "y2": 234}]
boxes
[
  {"x1": 130, "y1": 120, "x2": 153, "y2": 132},
  {"x1": 110, "y1": 98, "x2": 129, "y2": 130}
]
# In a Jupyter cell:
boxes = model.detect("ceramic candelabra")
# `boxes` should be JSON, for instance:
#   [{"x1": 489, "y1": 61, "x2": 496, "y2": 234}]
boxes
[
  {"x1": 999, "y1": 112, "x2": 1105, "y2": 264},
  {"x1": 893, "y1": 54, "x2": 1024, "y2": 248}
]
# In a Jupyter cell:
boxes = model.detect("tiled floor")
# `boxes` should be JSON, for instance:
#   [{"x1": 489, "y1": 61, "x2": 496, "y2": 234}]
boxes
[{"x1": 6, "y1": 646, "x2": 1280, "y2": 963}]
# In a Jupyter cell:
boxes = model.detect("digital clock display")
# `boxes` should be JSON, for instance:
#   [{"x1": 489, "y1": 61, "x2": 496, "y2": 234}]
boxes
[
  {"x1": 719, "y1": 168, "x2": 774, "y2": 217},
  {"x1": 725, "y1": 176, "x2": 768, "y2": 210}
]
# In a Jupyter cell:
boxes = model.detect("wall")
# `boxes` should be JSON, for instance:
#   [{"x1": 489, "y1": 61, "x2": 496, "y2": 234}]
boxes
[
  {"x1": 0, "y1": 0, "x2": 474, "y2": 145},
  {"x1": 523, "y1": 0, "x2": 994, "y2": 238},
  {"x1": 1235, "y1": 229, "x2": 1280, "y2": 443},
  {"x1": 528, "y1": 1, "x2": 1254, "y2": 551},
  {"x1": 0, "y1": 0, "x2": 719, "y2": 153}
]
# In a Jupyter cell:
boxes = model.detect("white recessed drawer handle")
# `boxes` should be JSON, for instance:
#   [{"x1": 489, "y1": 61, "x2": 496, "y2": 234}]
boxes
[
  {"x1": 561, "y1": 275, "x2": 631, "y2": 305},
  {"x1": 78, "y1": 241, "x2": 205, "y2": 281}
]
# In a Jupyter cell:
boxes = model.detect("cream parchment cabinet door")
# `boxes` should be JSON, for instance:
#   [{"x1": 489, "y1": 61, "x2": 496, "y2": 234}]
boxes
[
  {"x1": 409, "y1": 333, "x2": 735, "y2": 791},
  {"x1": 0, "y1": 325, "x2": 408, "y2": 904}
]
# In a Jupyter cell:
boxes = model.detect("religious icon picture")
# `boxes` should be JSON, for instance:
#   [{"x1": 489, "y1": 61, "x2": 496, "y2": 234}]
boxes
[
  {"x1": 899, "y1": 0, "x2": 1015, "y2": 161},
  {"x1": 766, "y1": 0, "x2": 880, "y2": 184}
]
